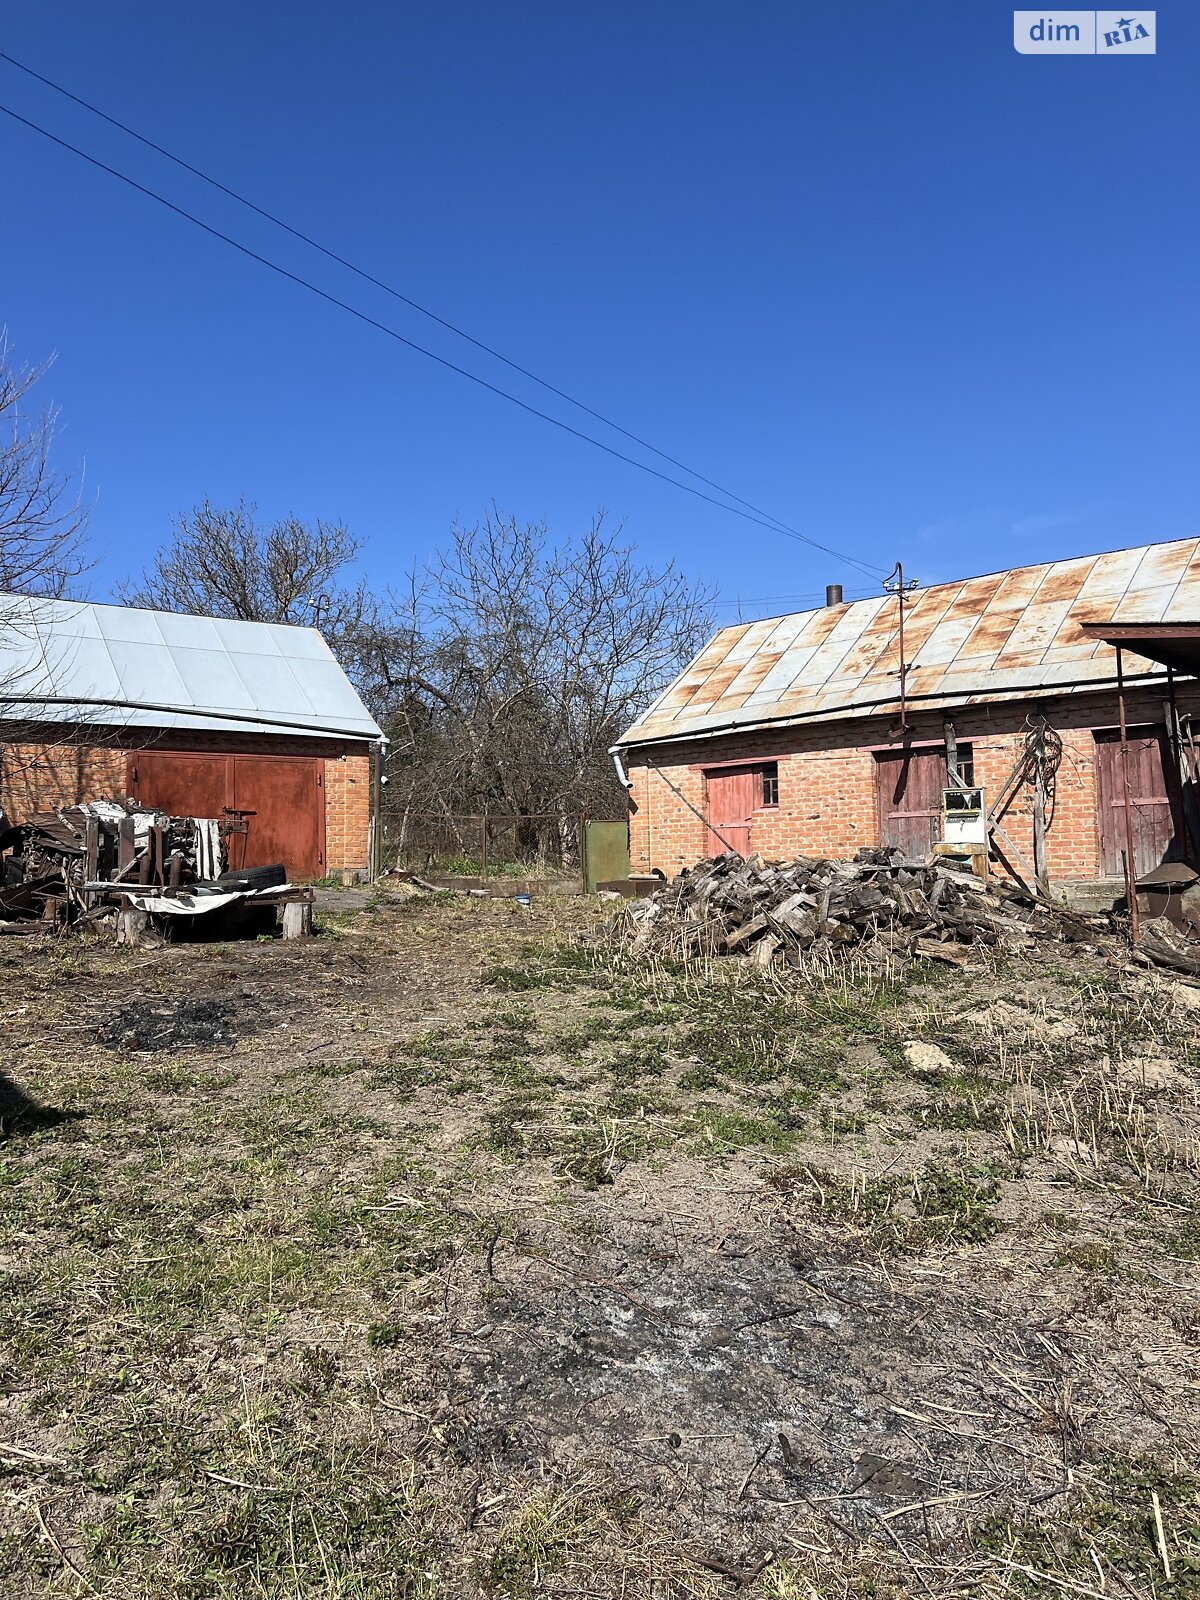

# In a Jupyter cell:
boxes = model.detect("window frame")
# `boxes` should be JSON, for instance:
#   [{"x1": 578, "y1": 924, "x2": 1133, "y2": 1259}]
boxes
[{"x1": 757, "y1": 761, "x2": 780, "y2": 810}]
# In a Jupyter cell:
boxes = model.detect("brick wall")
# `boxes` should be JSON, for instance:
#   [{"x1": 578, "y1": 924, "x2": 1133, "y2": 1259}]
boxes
[
  {"x1": 626, "y1": 684, "x2": 1200, "y2": 884},
  {"x1": 0, "y1": 724, "x2": 375, "y2": 876}
]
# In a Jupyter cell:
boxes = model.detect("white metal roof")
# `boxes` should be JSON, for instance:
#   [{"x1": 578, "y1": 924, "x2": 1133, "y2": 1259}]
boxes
[
  {"x1": 620, "y1": 537, "x2": 1200, "y2": 748},
  {"x1": 0, "y1": 595, "x2": 383, "y2": 741}
]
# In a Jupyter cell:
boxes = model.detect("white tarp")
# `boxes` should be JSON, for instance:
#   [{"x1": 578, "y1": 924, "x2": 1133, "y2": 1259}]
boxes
[{"x1": 123, "y1": 884, "x2": 293, "y2": 917}]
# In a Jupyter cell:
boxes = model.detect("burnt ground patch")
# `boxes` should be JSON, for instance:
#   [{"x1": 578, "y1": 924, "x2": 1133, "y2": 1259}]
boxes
[
  {"x1": 96, "y1": 995, "x2": 253, "y2": 1052},
  {"x1": 441, "y1": 1222, "x2": 1072, "y2": 1541}
]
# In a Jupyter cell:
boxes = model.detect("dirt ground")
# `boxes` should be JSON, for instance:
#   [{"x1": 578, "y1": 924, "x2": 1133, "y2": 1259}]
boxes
[{"x1": 1, "y1": 884, "x2": 1198, "y2": 1598}]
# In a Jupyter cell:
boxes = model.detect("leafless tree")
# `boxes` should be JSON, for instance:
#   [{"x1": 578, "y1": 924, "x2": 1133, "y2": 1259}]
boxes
[
  {"x1": 120, "y1": 497, "x2": 376, "y2": 665},
  {"x1": 367, "y1": 508, "x2": 714, "y2": 859},
  {"x1": 0, "y1": 336, "x2": 95, "y2": 823},
  {"x1": 0, "y1": 334, "x2": 91, "y2": 596}
]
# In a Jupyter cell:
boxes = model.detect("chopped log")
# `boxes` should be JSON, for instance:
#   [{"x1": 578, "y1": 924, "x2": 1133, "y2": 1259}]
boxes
[{"x1": 282, "y1": 900, "x2": 314, "y2": 940}]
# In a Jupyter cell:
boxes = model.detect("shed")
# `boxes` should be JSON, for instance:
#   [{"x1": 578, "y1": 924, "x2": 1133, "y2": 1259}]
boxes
[
  {"x1": 614, "y1": 538, "x2": 1200, "y2": 896},
  {"x1": 0, "y1": 595, "x2": 383, "y2": 880}
]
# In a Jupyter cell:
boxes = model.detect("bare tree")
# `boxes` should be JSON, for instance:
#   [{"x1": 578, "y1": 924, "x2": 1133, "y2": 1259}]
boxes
[
  {"x1": 0, "y1": 335, "x2": 95, "y2": 822},
  {"x1": 368, "y1": 508, "x2": 714, "y2": 857},
  {"x1": 0, "y1": 333, "x2": 91, "y2": 596},
  {"x1": 120, "y1": 498, "x2": 375, "y2": 664}
]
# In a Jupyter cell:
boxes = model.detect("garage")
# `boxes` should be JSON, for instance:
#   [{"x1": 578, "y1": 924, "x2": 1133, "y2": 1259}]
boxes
[{"x1": 0, "y1": 596, "x2": 383, "y2": 880}]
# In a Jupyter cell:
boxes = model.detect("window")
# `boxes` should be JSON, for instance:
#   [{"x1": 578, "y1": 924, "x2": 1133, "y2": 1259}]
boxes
[
  {"x1": 760, "y1": 762, "x2": 780, "y2": 807},
  {"x1": 949, "y1": 744, "x2": 975, "y2": 788}
]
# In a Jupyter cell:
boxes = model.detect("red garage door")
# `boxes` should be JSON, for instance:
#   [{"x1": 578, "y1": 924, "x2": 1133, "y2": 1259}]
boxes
[{"x1": 127, "y1": 751, "x2": 325, "y2": 879}]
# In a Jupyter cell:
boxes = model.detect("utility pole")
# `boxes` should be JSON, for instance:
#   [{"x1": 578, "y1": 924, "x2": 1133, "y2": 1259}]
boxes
[{"x1": 883, "y1": 562, "x2": 920, "y2": 735}]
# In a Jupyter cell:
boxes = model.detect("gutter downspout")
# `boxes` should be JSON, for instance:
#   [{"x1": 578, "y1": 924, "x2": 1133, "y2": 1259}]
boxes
[{"x1": 610, "y1": 747, "x2": 632, "y2": 790}]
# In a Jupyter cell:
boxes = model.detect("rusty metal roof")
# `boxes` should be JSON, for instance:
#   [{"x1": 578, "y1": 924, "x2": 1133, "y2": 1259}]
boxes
[{"x1": 620, "y1": 538, "x2": 1200, "y2": 748}]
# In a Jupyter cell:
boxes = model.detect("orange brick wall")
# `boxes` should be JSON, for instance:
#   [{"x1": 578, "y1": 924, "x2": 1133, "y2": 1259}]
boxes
[
  {"x1": 626, "y1": 685, "x2": 1200, "y2": 884},
  {"x1": 0, "y1": 725, "x2": 375, "y2": 876},
  {"x1": 323, "y1": 749, "x2": 373, "y2": 875}
]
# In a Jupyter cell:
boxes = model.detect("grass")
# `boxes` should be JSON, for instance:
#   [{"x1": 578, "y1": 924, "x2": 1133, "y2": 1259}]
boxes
[{"x1": 1, "y1": 895, "x2": 1198, "y2": 1598}]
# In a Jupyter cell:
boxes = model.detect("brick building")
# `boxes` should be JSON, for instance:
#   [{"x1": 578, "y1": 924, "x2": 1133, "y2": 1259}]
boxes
[
  {"x1": 614, "y1": 540, "x2": 1200, "y2": 895},
  {"x1": 0, "y1": 596, "x2": 383, "y2": 879}
]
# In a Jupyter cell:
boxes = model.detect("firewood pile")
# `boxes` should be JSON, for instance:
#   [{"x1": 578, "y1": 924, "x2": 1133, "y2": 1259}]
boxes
[{"x1": 621, "y1": 848, "x2": 1107, "y2": 966}]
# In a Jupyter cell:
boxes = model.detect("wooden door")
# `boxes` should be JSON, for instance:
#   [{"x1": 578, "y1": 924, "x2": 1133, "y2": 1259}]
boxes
[
  {"x1": 231, "y1": 756, "x2": 324, "y2": 877},
  {"x1": 875, "y1": 749, "x2": 946, "y2": 855},
  {"x1": 705, "y1": 767, "x2": 758, "y2": 857},
  {"x1": 1094, "y1": 728, "x2": 1184, "y2": 878}
]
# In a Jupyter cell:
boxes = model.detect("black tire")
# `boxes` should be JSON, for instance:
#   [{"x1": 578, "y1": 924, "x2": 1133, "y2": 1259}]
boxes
[{"x1": 217, "y1": 862, "x2": 288, "y2": 890}]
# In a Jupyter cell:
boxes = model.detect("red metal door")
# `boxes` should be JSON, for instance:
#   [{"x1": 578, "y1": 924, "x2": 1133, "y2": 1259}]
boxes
[
  {"x1": 875, "y1": 749, "x2": 945, "y2": 855},
  {"x1": 705, "y1": 767, "x2": 758, "y2": 857},
  {"x1": 127, "y1": 752, "x2": 229, "y2": 819},
  {"x1": 128, "y1": 750, "x2": 325, "y2": 879},
  {"x1": 1094, "y1": 728, "x2": 1184, "y2": 878},
  {"x1": 231, "y1": 757, "x2": 324, "y2": 878}
]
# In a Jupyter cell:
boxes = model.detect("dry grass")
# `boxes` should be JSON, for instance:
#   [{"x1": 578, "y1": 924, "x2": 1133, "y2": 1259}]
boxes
[{"x1": 0, "y1": 888, "x2": 1198, "y2": 1597}]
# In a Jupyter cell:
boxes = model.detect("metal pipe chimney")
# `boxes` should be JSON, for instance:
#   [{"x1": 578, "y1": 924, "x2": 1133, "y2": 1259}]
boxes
[{"x1": 825, "y1": 584, "x2": 844, "y2": 607}]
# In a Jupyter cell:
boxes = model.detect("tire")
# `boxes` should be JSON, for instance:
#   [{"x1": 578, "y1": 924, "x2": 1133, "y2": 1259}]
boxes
[{"x1": 217, "y1": 862, "x2": 288, "y2": 890}]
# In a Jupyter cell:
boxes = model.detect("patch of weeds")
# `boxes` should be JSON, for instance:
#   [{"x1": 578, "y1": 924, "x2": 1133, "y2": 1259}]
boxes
[
  {"x1": 909, "y1": 1094, "x2": 1003, "y2": 1132},
  {"x1": 82, "y1": 1432, "x2": 442, "y2": 1598},
  {"x1": 911, "y1": 1159, "x2": 1005, "y2": 1246},
  {"x1": 486, "y1": 1482, "x2": 642, "y2": 1596},
  {"x1": 1054, "y1": 1241, "x2": 1121, "y2": 1271},
  {"x1": 601, "y1": 1042, "x2": 670, "y2": 1084},
  {"x1": 819, "y1": 1106, "x2": 868, "y2": 1137},
  {"x1": 1160, "y1": 1211, "x2": 1200, "y2": 1261},
  {"x1": 483, "y1": 963, "x2": 547, "y2": 992},
  {"x1": 771, "y1": 1157, "x2": 1005, "y2": 1251},
  {"x1": 687, "y1": 1105, "x2": 799, "y2": 1156},
  {"x1": 978, "y1": 1452, "x2": 1200, "y2": 1595}
]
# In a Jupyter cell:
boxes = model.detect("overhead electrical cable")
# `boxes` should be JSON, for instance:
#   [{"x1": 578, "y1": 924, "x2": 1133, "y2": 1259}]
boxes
[
  {"x1": 0, "y1": 90, "x2": 884, "y2": 580},
  {"x1": 0, "y1": 51, "x2": 888, "y2": 578},
  {"x1": 0, "y1": 50, "x2": 861, "y2": 563}
]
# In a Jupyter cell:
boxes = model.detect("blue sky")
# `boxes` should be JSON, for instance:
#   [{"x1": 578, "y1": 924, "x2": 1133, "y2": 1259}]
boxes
[{"x1": 1, "y1": 2, "x2": 1195, "y2": 622}]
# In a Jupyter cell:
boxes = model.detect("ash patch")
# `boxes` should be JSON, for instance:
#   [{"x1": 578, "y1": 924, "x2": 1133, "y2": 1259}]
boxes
[
  {"x1": 98, "y1": 997, "x2": 252, "y2": 1053},
  {"x1": 442, "y1": 1224, "x2": 1072, "y2": 1539}
]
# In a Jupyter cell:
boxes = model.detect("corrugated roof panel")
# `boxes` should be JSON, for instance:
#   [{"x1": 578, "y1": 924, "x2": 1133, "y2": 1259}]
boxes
[
  {"x1": 911, "y1": 606, "x2": 980, "y2": 667},
  {"x1": 0, "y1": 594, "x2": 382, "y2": 739},
  {"x1": 619, "y1": 537, "x2": 1200, "y2": 748},
  {"x1": 103, "y1": 639, "x2": 192, "y2": 707},
  {"x1": 995, "y1": 597, "x2": 1077, "y2": 662},
  {"x1": 146, "y1": 611, "x2": 226, "y2": 651},
  {"x1": 1074, "y1": 547, "x2": 1144, "y2": 612},
  {"x1": 94, "y1": 605, "x2": 171, "y2": 647},
  {"x1": 1129, "y1": 541, "x2": 1194, "y2": 597},
  {"x1": 1112, "y1": 584, "x2": 1177, "y2": 623},
  {"x1": 169, "y1": 646, "x2": 261, "y2": 712}
]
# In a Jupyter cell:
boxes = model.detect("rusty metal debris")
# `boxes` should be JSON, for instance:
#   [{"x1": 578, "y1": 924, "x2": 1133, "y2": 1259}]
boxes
[{"x1": 0, "y1": 798, "x2": 310, "y2": 942}]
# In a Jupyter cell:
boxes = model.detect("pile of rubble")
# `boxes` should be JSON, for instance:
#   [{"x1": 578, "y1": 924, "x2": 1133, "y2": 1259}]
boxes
[
  {"x1": 0, "y1": 799, "x2": 223, "y2": 926},
  {"x1": 0, "y1": 799, "x2": 307, "y2": 944},
  {"x1": 622, "y1": 848, "x2": 1107, "y2": 967}
]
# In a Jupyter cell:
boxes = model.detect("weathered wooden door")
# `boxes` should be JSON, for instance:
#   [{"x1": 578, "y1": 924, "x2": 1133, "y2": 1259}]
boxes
[
  {"x1": 127, "y1": 751, "x2": 325, "y2": 878},
  {"x1": 875, "y1": 749, "x2": 945, "y2": 854},
  {"x1": 1094, "y1": 728, "x2": 1184, "y2": 878},
  {"x1": 705, "y1": 767, "x2": 758, "y2": 857}
]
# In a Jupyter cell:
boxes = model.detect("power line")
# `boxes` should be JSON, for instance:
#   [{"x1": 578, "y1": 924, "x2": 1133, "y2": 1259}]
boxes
[
  {"x1": 0, "y1": 51, "x2": 821, "y2": 552},
  {"x1": 0, "y1": 66, "x2": 886, "y2": 582}
]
